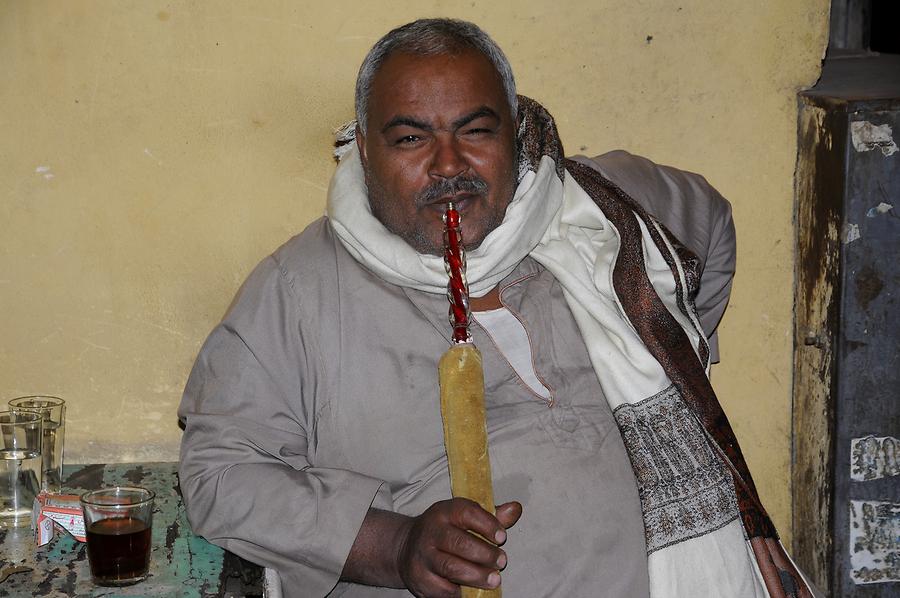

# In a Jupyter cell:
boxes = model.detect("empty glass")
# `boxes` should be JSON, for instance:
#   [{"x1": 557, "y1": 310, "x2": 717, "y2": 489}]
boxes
[{"x1": 9, "y1": 396, "x2": 65, "y2": 493}]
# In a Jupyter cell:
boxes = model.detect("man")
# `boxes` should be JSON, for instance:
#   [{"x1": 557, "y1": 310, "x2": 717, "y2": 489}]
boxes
[{"x1": 179, "y1": 18, "x2": 808, "y2": 598}]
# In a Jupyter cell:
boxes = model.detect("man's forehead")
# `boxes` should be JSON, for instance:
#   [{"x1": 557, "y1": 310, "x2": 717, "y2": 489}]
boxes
[{"x1": 366, "y1": 49, "x2": 508, "y2": 124}]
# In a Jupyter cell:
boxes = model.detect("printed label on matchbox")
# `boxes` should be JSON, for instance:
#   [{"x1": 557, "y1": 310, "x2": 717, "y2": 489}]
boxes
[{"x1": 45, "y1": 509, "x2": 86, "y2": 540}]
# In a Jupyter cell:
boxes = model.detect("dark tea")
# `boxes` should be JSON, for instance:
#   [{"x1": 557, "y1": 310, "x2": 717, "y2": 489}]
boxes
[{"x1": 85, "y1": 516, "x2": 152, "y2": 585}]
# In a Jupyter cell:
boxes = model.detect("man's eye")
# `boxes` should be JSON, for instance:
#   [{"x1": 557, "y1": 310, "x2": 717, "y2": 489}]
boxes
[
  {"x1": 464, "y1": 128, "x2": 493, "y2": 137},
  {"x1": 396, "y1": 135, "x2": 421, "y2": 144}
]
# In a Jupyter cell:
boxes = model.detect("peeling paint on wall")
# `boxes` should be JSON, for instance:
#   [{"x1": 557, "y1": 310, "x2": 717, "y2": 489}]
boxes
[
  {"x1": 35, "y1": 164, "x2": 55, "y2": 180},
  {"x1": 851, "y1": 121, "x2": 899, "y2": 157},
  {"x1": 849, "y1": 500, "x2": 900, "y2": 584},
  {"x1": 842, "y1": 222, "x2": 861, "y2": 244},
  {"x1": 866, "y1": 202, "x2": 895, "y2": 217},
  {"x1": 851, "y1": 435, "x2": 900, "y2": 481}
]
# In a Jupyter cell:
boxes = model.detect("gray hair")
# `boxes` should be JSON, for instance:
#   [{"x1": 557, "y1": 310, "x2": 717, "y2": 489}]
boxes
[{"x1": 355, "y1": 18, "x2": 517, "y2": 134}]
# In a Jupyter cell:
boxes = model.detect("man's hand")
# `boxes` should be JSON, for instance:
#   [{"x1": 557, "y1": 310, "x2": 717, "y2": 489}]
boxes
[
  {"x1": 396, "y1": 499, "x2": 522, "y2": 597},
  {"x1": 341, "y1": 499, "x2": 522, "y2": 597}
]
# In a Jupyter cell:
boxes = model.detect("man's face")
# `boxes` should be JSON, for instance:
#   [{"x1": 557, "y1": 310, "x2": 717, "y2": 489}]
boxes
[{"x1": 357, "y1": 49, "x2": 518, "y2": 255}]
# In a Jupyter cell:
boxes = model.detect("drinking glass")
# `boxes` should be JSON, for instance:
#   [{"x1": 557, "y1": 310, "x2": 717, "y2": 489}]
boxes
[
  {"x1": 0, "y1": 410, "x2": 43, "y2": 528},
  {"x1": 81, "y1": 486, "x2": 155, "y2": 586},
  {"x1": 9, "y1": 396, "x2": 65, "y2": 493}
]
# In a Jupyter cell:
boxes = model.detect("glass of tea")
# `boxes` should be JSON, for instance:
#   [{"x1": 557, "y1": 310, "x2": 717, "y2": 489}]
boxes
[{"x1": 80, "y1": 486, "x2": 155, "y2": 586}]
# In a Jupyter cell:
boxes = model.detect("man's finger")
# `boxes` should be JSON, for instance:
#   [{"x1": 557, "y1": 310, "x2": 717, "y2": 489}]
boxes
[
  {"x1": 407, "y1": 568, "x2": 461, "y2": 598},
  {"x1": 437, "y1": 525, "x2": 506, "y2": 569},
  {"x1": 446, "y1": 498, "x2": 506, "y2": 544},
  {"x1": 431, "y1": 549, "x2": 502, "y2": 591},
  {"x1": 495, "y1": 501, "x2": 523, "y2": 531}
]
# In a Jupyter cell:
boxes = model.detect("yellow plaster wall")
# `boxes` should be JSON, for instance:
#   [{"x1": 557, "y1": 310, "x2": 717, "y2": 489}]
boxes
[{"x1": 1, "y1": 1, "x2": 829, "y2": 541}]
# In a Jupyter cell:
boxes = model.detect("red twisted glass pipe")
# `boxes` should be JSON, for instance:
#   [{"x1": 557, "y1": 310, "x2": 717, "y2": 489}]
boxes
[{"x1": 443, "y1": 203, "x2": 471, "y2": 344}]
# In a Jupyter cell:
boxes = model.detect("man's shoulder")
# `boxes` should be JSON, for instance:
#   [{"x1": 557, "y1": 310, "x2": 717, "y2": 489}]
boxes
[
  {"x1": 265, "y1": 216, "x2": 388, "y2": 301},
  {"x1": 270, "y1": 216, "x2": 338, "y2": 275},
  {"x1": 234, "y1": 217, "x2": 347, "y2": 308},
  {"x1": 571, "y1": 151, "x2": 728, "y2": 209},
  {"x1": 569, "y1": 150, "x2": 733, "y2": 258}
]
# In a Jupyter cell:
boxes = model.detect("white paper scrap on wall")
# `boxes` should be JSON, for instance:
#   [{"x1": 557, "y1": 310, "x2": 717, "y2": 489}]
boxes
[
  {"x1": 849, "y1": 500, "x2": 900, "y2": 584},
  {"x1": 851, "y1": 435, "x2": 900, "y2": 481},
  {"x1": 850, "y1": 121, "x2": 899, "y2": 157}
]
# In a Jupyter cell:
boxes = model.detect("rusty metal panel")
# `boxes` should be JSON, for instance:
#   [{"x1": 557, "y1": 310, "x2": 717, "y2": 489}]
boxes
[
  {"x1": 833, "y1": 104, "x2": 900, "y2": 596},
  {"x1": 793, "y1": 100, "x2": 845, "y2": 592},
  {"x1": 794, "y1": 64, "x2": 900, "y2": 596}
]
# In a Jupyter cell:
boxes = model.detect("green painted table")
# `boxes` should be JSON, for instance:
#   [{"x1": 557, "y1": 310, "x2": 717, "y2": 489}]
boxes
[{"x1": 0, "y1": 462, "x2": 261, "y2": 597}]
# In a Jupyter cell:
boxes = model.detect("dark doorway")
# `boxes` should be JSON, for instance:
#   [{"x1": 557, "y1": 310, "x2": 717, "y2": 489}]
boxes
[
  {"x1": 870, "y1": 0, "x2": 900, "y2": 54},
  {"x1": 830, "y1": 0, "x2": 900, "y2": 54}
]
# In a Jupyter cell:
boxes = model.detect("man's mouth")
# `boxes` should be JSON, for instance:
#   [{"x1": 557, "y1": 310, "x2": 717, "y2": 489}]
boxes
[
  {"x1": 426, "y1": 193, "x2": 478, "y2": 213},
  {"x1": 415, "y1": 175, "x2": 489, "y2": 210}
]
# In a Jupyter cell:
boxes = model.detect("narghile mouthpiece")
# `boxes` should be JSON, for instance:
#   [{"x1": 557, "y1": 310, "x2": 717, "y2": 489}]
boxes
[{"x1": 443, "y1": 202, "x2": 472, "y2": 344}]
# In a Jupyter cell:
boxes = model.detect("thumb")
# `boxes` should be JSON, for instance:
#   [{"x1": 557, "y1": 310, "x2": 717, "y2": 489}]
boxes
[{"x1": 495, "y1": 501, "x2": 523, "y2": 530}]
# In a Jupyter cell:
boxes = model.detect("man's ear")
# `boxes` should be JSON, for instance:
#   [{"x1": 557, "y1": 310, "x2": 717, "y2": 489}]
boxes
[{"x1": 355, "y1": 124, "x2": 368, "y2": 167}]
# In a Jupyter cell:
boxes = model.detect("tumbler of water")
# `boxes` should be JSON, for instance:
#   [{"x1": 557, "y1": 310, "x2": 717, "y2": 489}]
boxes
[
  {"x1": 9, "y1": 396, "x2": 65, "y2": 493},
  {"x1": 0, "y1": 410, "x2": 43, "y2": 528}
]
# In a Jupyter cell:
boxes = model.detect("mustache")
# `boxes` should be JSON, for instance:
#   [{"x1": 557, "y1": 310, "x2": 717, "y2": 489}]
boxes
[{"x1": 415, "y1": 175, "x2": 489, "y2": 208}]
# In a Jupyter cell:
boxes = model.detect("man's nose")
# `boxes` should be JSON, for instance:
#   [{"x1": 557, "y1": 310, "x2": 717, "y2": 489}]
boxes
[{"x1": 429, "y1": 137, "x2": 468, "y2": 179}]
